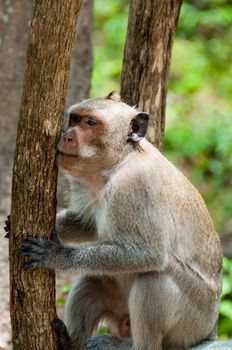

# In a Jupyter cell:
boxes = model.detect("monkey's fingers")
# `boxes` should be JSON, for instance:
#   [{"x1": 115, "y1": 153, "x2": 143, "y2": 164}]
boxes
[
  {"x1": 24, "y1": 236, "x2": 49, "y2": 246},
  {"x1": 4, "y1": 215, "x2": 11, "y2": 237},
  {"x1": 19, "y1": 237, "x2": 49, "y2": 268},
  {"x1": 51, "y1": 228, "x2": 60, "y2": 243},
  {"x1": 21, "y1": 260, "x2": 43, "y2": 269},
  {"x1": 4, "y1": 224, "x2": 10, "y2": 232},
  {"x1": 20, "y1": 240, "x2": 44, "y2": 256}
]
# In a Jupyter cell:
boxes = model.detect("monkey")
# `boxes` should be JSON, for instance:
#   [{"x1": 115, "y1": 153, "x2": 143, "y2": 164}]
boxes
[{"x1": 20, "y1": 91, "x2": 222, "y2": 350}]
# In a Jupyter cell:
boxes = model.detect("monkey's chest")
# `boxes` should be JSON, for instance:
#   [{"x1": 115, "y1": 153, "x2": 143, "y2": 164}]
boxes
[{"x1": 95, "y1": 207, "x2": 112, "y2": 241}]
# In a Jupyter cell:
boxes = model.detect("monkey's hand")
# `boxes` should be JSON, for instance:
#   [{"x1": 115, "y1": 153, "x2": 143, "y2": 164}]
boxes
[
  {"x1": 20, "y1": 230, "x2": 62, "y2": 269},
  {"x1": 4, "y1": 215, "x2": 10, "y2": 238}
]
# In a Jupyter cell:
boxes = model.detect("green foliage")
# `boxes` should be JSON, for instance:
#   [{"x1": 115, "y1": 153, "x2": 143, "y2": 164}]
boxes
[
  {"x1": 91, "y1": 0, "x2": 129, "y2": 96},
  {"x1": 61, "y1": 284, "x2": 72, "y2": 294},
  {"x1": 56, "y1": 284, "x2": 71, "y2": 305},
  {"x1": 96, "y1": 326, "x2": 108, "y2": 336},
  {"x1": 56, "y1": 297, "x2": 66, "y2": 305},
  {"x1": 166, "y1": 0, "x2": 232, "y2": 232},
  {"x1": 219, "y1": 258, "x2": 232, "y2": 338},
  {"x1": 165, "y1": 110, "x2": 232, "y2": 230}
]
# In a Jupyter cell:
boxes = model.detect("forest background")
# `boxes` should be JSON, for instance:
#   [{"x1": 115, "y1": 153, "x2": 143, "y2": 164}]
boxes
[{"x1": 0, "y1": 0, "x2": 232, "y2": 347}]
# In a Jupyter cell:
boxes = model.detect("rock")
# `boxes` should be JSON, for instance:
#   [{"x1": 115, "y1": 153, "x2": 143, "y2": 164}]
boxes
[
  {"x1": 192, "y1": 340, "x2": 232, "y2": 349},
  {"x1": 86, "y1": 335, "x2": 232, "y2": 350}
]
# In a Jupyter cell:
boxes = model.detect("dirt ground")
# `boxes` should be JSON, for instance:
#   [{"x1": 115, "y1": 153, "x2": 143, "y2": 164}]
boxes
[{"x1": 0, "y1": 181, "x2": 76, "y2": 350}]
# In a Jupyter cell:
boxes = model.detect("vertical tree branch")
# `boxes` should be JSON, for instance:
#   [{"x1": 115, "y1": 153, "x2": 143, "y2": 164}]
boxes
[
  {"x1": 9, "y1": 1, "x2": 81, "y2": 349},
  {"x1": 120, "y1": 0, "x2": 182, "y2": 150}
]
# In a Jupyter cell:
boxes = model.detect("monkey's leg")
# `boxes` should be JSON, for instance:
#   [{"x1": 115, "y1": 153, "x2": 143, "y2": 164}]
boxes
[
  {"x1": 65, "y1": 275, "x2": 128, "y2": 349},
  {"x1": 65, "y1": 275, "x2": 105, "y2": 349},
  {"x1": 129, "y1": 274, "x2": 176, "y2": 350},
  {"x1": 52, "y1": 318, "x2": 73, "y2": 350},
  {"x1": 129, "y1": 273, "x2": 217, "y2": 350}
]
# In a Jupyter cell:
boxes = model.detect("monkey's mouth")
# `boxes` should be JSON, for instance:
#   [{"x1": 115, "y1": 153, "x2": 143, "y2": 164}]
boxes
[
  {"x1": 57, "y1": 149, "x2": 79, "y2": 157},
  {"x1": 57, "y1": 136, "x2": 80, "y2": 157},
  {"x1": 57, "y1": 146, "x2": 79, "y2": 157},
  {"x1": 57, "y1": 152, "x2": 81, "y2": 170},
  {"x1": 57, "y1": 151, "x2": 80, "y2": 161}
]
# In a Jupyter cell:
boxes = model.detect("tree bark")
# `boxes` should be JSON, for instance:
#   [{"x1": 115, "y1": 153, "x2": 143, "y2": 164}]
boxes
[
  {"x1": 9, "y1": 1, "x2": 81, "y2": 349},
  {"x1": 120, "y1": 0, "x2": 182, "y2": 150}
]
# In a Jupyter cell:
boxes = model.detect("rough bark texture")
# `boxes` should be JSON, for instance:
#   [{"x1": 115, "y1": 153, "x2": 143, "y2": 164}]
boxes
[
  {"x1": 120, "y1": 0, "x2": 182, "y2": 150},
  {"x1": 9, "y1": 1, "x2": 81, "y2": 349}
]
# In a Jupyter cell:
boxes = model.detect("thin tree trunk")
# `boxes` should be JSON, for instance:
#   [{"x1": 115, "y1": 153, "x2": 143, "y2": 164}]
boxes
[
  {"x1": 9, "y1": 1, "x2": 81, "y2": 349},
  {"x1": 120, "y1": 0, "x2": 182, "y2": 150}
]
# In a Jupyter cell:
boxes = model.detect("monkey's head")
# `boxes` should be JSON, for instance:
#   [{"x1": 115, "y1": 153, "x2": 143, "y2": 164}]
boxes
[{"x1": 58, "y1": 92, "x2": 149, "y2": 178}]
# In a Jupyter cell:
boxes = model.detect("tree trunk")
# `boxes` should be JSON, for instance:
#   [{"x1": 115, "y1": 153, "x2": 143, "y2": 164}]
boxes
[
  {"x1": 9, "y1": 1, "x2": 81, "y2": 349},
  {"x1": 120, "y1": 0, "x2": 182, "y2": 150}
]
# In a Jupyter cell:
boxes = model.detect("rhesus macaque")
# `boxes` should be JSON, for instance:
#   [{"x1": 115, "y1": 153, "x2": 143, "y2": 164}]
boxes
[{"x1": 20, "y1": 92, "x2": 222, "y2": 350}]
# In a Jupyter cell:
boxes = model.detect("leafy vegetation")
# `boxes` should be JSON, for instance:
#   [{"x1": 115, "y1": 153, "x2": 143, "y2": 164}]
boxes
[
  {"x1": 92, "y1": 0, "x2": 129, "y2": 96},
  {"x1": 91, "y1": 0, "x2": 232, "y2": 338}
]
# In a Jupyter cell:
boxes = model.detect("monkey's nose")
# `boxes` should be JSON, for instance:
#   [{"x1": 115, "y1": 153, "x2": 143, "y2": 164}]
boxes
[
  {"x1": 64, "y1": 135, "x2": 73, "y2": 142},
  {"x1": 63, "y1": 129, "x2": 76, "y2": 142}
]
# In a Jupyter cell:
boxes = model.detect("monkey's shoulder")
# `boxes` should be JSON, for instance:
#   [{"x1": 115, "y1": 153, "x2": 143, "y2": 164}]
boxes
[{"x1": 107, "y1": 144, "x2": 192, "y2": 198}]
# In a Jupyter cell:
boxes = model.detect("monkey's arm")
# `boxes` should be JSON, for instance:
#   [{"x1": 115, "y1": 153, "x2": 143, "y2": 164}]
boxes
[
  {"x1": 20, "y1": 235, "x2": 168, "y2": 273},
  {"x1": 56, "y1": 210, "x2": 96, "y2": 243}
]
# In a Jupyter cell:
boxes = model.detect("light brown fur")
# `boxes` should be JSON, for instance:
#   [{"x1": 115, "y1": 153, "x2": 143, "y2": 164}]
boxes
[{"x1": 28, "y1": 92, "x2": 223, "y2": 350}]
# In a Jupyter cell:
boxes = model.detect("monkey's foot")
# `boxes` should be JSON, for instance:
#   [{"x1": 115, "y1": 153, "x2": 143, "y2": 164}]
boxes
[
  {"x1": 4, "y1": 215, "x2": 10, "y2": 238},
  {"x1": 52, "y1": 318, "x2": 72, "y2": 350}
]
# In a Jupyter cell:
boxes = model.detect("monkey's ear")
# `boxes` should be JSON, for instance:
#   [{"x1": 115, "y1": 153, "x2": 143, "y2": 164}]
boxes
[
  {"x1": 106, "y1": 91, "x2": 121, "y2": 102},
  {"x1": 128, "y1": 112, "x2": 149, "y2": 143}
]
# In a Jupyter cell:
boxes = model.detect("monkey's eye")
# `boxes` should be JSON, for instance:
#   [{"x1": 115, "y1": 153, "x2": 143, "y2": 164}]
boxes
[
  {"x1": 69, "y1": 113, "x2": 81, "y2": 125},
  {"x1": 87, "y1": 119, "x2": 97, "y2": 126}
]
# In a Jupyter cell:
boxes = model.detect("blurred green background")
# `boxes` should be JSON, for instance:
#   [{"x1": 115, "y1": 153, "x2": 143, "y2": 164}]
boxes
[{"x1": 91, "y1": 0, "x2": 232, "y2": 339}]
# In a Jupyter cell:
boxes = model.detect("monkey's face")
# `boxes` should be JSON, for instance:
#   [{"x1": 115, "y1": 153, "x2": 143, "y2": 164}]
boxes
[
  {"x1": 57, "y1": 93, "x2": 149, "y2": 179},
  {"x1": 57, "y1": 109, "x2": 105, "y2": 176},
  {"x1": 58, "y1": 112, "x2": 103, "y2": 157}
]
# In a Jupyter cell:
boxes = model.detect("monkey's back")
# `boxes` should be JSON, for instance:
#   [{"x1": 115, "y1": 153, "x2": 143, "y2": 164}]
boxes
[{"x1": 105, "y1": 139, "x2": 222, "y2": 289}]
